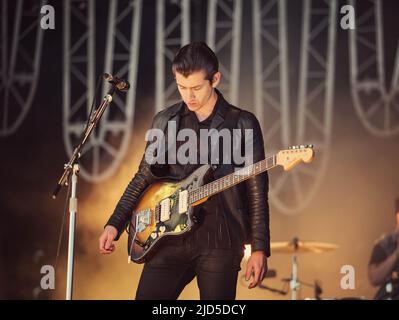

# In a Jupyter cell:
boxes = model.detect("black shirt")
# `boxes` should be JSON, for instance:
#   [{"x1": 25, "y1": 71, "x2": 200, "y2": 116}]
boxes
[{"x1": 166, "y1": 96, "x2": 235, "y2": 249}]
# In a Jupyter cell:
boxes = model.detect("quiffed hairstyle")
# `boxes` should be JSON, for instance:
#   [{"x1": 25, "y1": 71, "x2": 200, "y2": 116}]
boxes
[{"x1": 172, "y1": 42, "x2": 219, "y2": 82}]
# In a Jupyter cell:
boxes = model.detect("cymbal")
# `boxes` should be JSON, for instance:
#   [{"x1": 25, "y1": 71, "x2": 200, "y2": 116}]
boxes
[{"x1": 271, "y1": 239, "x2": 338, "y2": 254}]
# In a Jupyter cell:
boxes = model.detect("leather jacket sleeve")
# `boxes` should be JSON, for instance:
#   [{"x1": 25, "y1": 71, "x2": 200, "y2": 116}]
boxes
[
  {"x1": 238, "y1": 111, "x2": 270, "y2": 256},
  {"x1": 105, "y1": 117, "x2": 160, "y2": 240}
]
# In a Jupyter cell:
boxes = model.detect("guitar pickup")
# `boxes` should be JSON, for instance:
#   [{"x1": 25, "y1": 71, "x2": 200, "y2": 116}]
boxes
[
  {"x1": 160, "y1": 198, "x2": 171, "y2": 222},
  {"x1": 178, "y1": 190, "x2": 188, "y2": 214}
]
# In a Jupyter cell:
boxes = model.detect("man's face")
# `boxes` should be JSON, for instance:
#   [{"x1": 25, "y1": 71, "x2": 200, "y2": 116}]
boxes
[{"x1": 175, "y1": 70, "x2": 219, "y2": 112}]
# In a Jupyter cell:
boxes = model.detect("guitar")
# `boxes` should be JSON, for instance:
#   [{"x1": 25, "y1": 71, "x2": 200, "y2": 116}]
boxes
[{"x1": 128, "y1": 145, "x2": 314, "y2": 263}]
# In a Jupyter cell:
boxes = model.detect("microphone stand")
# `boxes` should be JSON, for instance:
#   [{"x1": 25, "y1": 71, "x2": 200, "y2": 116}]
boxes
[
  {"x1": 52, "y1": 86, "x2": 116, "y2": 300},
  {"x1": 281, "y1": 278, "x2": 323, "y2": 300}
]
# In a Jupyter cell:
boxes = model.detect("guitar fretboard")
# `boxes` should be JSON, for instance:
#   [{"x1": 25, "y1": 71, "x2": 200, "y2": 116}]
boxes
[{"x1": 188, "y1": 155, "x2": 276, "y2": 204}]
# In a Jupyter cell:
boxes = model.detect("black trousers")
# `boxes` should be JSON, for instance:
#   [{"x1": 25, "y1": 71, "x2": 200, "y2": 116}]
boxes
[{"x1": 135, "y1": 239, "x2": 244, "y2": 300}]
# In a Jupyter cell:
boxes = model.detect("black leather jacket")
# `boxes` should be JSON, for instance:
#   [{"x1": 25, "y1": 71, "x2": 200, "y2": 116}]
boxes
[{"x1": 106, "y1": 92, "x2": 271, "y2": 256}]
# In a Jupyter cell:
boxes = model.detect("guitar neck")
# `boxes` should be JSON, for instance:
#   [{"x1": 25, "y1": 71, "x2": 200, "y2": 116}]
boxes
[{"x1": 189, "y1": 155, "x2": 276, "y2": 204}]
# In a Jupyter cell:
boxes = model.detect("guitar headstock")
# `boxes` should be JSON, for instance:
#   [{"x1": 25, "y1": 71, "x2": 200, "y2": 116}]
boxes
[{"x1": 276, "y1": 145, "x2": 314, "y2": 171}]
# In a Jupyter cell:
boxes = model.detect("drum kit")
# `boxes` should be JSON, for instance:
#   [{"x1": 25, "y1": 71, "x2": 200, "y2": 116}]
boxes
[
  {"x1": 243, "y1": 237, "x2": 340, "y2": 300},
  {"x1": 271, "y1": 237, "x2": 338, "y2": 300}
]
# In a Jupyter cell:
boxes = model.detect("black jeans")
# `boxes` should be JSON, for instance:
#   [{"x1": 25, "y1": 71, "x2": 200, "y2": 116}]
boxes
[{"x1": 135, "y1": 239, "x2": 244, "y2": 300}]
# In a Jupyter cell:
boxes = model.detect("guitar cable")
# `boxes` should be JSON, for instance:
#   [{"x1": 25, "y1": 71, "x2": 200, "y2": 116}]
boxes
[{"x1": 127, "y1": 215, "x2": 138, "y2": 264}]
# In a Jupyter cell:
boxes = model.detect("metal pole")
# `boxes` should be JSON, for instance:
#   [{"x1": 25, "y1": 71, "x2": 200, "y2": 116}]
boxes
[
  {"x1": 290, "y1": 254, "x2": 299, "y2": 300},
  {"x1": 66, "y1": 163, "x2": 79, "y2": 300}
]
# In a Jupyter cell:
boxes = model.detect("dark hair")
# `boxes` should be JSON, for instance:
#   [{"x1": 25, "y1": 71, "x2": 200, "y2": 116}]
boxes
[{"x1": 172, "y1": 42, "x2": 219, "y2": 82}]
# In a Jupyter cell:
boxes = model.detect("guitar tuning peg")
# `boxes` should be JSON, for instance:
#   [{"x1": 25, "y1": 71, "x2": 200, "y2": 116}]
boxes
[{"x1": 288, "y1": 146, "x2": 292, "y2": 150}]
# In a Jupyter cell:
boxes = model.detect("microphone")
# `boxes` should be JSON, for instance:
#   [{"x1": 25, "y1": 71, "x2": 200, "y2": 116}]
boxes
[{"x1": 102, "y1": 73, "x2": 130, "y2": 91}]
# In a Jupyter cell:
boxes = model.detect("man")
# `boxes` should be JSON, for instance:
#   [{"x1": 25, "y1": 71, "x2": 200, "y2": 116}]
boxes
[
  {"x1": 99, "y1": 42, "x2": 270, "y2": 300},
  {"x1": 368, "y1": 198, "x2": 399, "y2": 299}
]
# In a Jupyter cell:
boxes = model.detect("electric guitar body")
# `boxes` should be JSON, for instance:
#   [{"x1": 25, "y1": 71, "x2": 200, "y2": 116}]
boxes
[{"x1": 128, "y1": 165, "x2": 211, "y2": 263}]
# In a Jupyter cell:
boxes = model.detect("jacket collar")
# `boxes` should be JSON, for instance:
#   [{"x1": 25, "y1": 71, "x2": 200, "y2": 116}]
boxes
[
  {"x1": 167, "y1": 89, "x2": 230, "y2": 130},
  {"x1": 210, "y1": 89, "x2": 229, "y2": 129}
]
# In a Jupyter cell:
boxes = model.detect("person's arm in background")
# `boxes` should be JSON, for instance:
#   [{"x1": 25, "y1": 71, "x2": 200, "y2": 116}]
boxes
[
  {"x1": 99, "y1": 115, "x2": 162, "y2": 254},
  {"x1": 368, "y1": 237, "x2": 399, "y2": 286}
]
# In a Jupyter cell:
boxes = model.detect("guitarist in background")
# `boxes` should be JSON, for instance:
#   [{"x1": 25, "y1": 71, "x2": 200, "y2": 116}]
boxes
[
  {"x1": 99, "y1": 42, "x2": 270, "y2": 300},
  {"x1": 368, "y1": 197, "x2": 399, "y2": 299}
]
